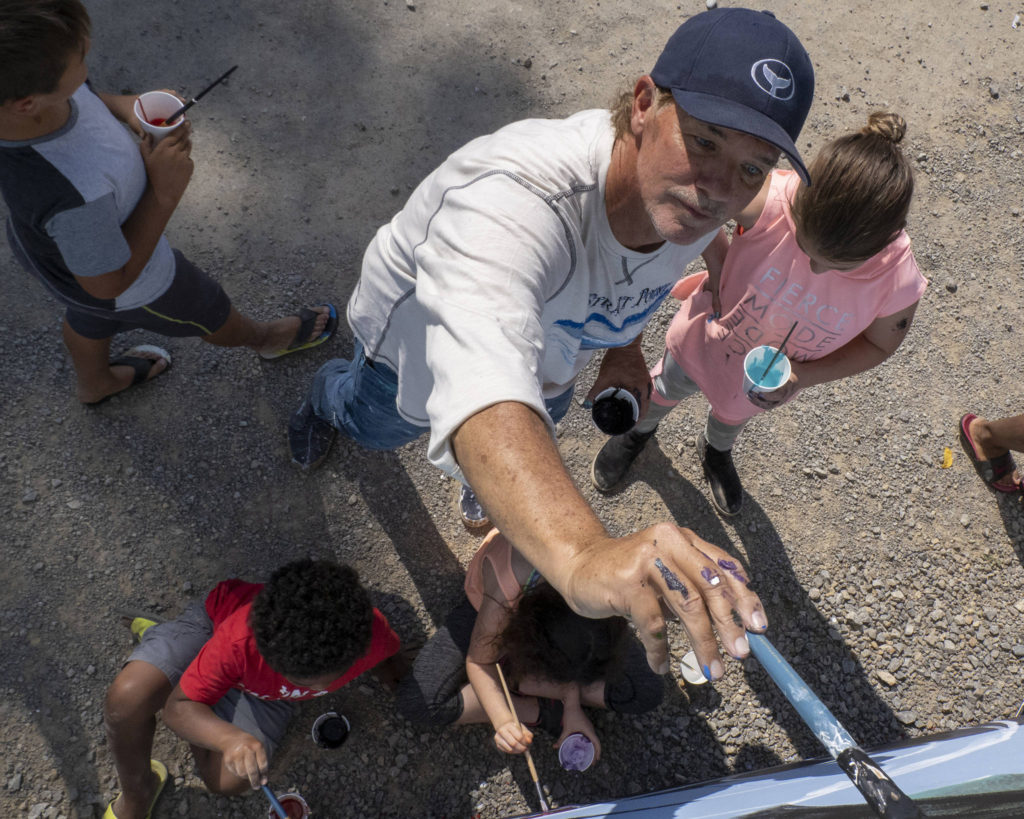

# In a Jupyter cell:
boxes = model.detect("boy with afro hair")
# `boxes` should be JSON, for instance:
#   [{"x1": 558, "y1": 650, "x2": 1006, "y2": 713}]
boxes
[{"x1": 102, "y1": 559, "x2": 401, "y2": 819}]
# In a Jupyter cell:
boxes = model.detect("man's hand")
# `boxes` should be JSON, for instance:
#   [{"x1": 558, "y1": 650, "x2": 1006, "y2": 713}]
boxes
[
  {"x1": 452, "y1": 402, "x2": 767, "y2": 685},
  {"x1": 562, "y1": 522, "x2": 767, "y2": 679},
  {"x1": 585, "y1": 337, "x2": 652, "y2": 418},
  {"x1": 221, "y1": 730, "x2": 269, "y2": 788},
  {"x1": 139, "y1": 122, "x2": 194, "y2": 208},
  {"x1": 494, "y1": 720, "x2": 533, "y2": 755}
]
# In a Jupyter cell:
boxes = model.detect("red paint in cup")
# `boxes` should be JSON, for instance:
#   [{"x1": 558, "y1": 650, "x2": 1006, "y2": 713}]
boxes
[{"x1": 267, "y1": 793, "x2": 310, "y2": 818}]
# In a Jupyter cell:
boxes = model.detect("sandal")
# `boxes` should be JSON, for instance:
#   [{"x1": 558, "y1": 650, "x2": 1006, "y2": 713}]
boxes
[
  {"x1": 102, "y1": 759, "x2": 167, "y2": 819},
  {"x1": 958, "y1": 413, "x2": 1020, "y2": 492},
  {"x1": 85, "y1": 346, "x2": 172, "y2": 406},
  {"x1": 259, "y1": 303, "x2": 338, "y2": 360}
]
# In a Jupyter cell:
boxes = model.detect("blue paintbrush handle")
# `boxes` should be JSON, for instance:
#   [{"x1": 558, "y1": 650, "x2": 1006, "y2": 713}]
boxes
[
  {"x1": 747, "y1": 631, "x2": 856, "y2": 758},
  {"x1": 261, "y1": 785, "x2": 288, "y2": 819},
  {"x1": 747, "y1": 632, "x2": 923, "y2": 818}
]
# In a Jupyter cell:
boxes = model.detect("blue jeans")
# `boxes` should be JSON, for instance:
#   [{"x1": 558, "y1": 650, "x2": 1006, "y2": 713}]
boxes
[{"x1": 309, "y1": 341, "x2": 574, "y2": 451}]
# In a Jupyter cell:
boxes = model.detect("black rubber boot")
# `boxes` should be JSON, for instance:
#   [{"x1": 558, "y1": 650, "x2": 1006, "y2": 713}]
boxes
[
  {"x1": 696, "y1": 431, "x2": 743, "y2": 516},
  {"x1": 590, "y1": 427, "x2": 657, "y2": 492}
]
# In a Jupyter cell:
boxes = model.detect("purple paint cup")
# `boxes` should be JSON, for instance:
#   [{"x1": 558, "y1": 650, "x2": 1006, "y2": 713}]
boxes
[{"x1": 558, "y1": 732, "x2": 595, "y2": 771}]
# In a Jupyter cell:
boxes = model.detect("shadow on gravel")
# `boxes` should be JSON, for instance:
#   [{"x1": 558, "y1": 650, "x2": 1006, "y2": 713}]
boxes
[
  {"x1": 622, "y1": 443, "x2": 907, "y2": 762},
  {"x1": 334, "y1": 443, "x2": 467, "y2": 627},
  {"x1": 992, "y1": 492, "x2": 1024, "y2": 564}
]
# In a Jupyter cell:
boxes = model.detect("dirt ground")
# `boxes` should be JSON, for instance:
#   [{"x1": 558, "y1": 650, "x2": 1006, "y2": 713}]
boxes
[{"x1": 2, "y1": 0, "x2": 1023, "y2": 817}]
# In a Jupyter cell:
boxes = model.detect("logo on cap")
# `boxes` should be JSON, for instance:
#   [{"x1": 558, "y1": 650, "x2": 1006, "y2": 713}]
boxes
[{"x1": 750, "y1": 59, "x2": 795, "y2": 100}]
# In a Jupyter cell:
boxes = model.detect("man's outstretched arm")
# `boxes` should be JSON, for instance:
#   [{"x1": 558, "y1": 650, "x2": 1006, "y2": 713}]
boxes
[{"x1": 451, "y1": 400, "x2": 768, "y2": 678}]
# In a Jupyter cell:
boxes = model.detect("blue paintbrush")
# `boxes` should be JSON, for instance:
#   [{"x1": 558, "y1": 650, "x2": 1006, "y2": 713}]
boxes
[
  {"x1": 261, "y1": 785, "x2": 288, "y2": 819},
  {"x1": 747, "y1": 632, "x2": 923, "y2": 818}
]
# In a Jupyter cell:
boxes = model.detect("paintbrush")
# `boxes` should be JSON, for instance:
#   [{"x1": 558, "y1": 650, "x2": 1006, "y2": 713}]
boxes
[
  {"x1": 261, "y1": 785, "x2": 288, "y2": 819},
  {"x1": 747, "y1": 632, "x2": 923, "y2": 818},
  {"x1": 495, "y1": 664, "x2": 551, "y2": 813},
  {"x1": 760, "y1": 319, "x2": 799, "y2": 382},
  {"x1": 164, "y1": 64, "x2": 238, "y2": 125}
]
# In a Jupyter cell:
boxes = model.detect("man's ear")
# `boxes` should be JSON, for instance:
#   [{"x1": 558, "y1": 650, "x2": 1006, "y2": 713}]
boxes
[{"x1": 630, "y1": 75, "x2": 658, "y2": 137}]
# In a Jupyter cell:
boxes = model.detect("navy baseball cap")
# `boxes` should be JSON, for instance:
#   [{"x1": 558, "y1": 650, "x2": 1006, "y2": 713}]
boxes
[{"x1": 651, "y1": 8, "x2": 814, "y2": 184}]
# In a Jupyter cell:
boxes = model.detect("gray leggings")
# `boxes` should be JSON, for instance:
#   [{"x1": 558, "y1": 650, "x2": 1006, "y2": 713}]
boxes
[
  {"x1": 635, "y1": 349, "x2": 747, "y2": 451},
  {"x1": 395, "y1": 597, "x2": 664, "y2": 727}
]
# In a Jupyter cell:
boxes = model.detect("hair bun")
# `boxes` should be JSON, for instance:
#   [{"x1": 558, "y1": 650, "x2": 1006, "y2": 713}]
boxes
[{"x1": 863, "y1": 111, "x2": 906, "y2": 144}]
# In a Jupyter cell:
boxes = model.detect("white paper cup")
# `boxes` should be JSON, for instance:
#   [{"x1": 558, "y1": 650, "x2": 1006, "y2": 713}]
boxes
[
  {"x1": 133, "y1": 91, "x2": 185, "y2": 141},
  {"x1": 742, "y1": 345, "x2": 792, "y2": 396},
  {"x1": 558, "y1": 732, "x2": 596, "y2": 771}
]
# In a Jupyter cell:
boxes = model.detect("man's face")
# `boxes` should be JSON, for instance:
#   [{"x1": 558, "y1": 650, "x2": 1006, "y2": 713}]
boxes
[{"x1": 634, "y1": 97, "x2": 780, "y2": 245}]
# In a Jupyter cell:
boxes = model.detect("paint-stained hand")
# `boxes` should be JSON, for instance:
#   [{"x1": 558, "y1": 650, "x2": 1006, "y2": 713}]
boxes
[
  {"x1": 494, "y1": 720, "x2": 533, "y2": 755},
  {"x1": 222, "y1": 731, "x2": 269, "y2": 788},
  {"x1": 563, "y1": 522, "x2": 767, "y2": 680}
]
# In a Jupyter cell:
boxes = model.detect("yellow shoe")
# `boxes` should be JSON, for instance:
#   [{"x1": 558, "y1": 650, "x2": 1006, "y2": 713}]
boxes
[
  {"x1": 102, "y1": 759, "x2": 167, "y2": 819},
  {"x1": 117, "y1": 610, "x2": 161, "y2": 643}
]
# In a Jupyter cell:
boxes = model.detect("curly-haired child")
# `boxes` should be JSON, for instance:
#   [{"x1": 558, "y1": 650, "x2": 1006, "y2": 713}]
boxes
[
  {"x1": 396, "y1": 529, "x2": 663, "y2": 761},
  {"x1": 102, "y1": 560, "x2": 401, "y2": 819}
]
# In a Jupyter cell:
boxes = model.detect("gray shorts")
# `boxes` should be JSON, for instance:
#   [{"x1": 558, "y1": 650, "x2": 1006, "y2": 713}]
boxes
[
  {"x1": 127, "y1": 602, "x2": 296, "y2": 758},
  {"x1": 65, "y1": 250, "x2": 232, "y2": 340}
]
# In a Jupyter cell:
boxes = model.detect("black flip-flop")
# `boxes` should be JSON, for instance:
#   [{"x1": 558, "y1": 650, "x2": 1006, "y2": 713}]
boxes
[
  {"x1": 260, "y1": 302, "x2": 338, "y2": 360},
  {"x1": 958, "y1": 413, "x2": 1020, "y2": 492},
  {"x1": 86, "y1": 345, "x2": 172, "y2": 406}
]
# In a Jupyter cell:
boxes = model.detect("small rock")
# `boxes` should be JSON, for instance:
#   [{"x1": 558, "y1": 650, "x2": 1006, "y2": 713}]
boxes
[
  {"x1": 1012, "y1": 645, "x2": 1024, "y2": 658},
  {"x1": 7, "y1": 772, "x2": 22, "y2": 791},
  {"x1": 896, "y1": 710, "x2": 917, "y2": 725},
  {"x1": 705, "y1": 0, "x2": 718, "y2": 7},
  {"x1": 877, "y1": 669, "x2": 898, "y2": 686},
  {"x1": 945, "y1": 281, "x2": 957, "y2": 293},
  {"x1": 959, "y1": 514, "x2": 970, "y2": 527},
  {"x1": 405, "y1": 0, "x2": 415, "y2": 8},
  {"x1": 22, "y1": 489, "x2": 38, "y2": 503},
  {"x1": 989, "y1": 84, "x2": 999, "y2": 99},
  {"x1": 67, "y1": 499, "x2": 83, "y2": 510}
]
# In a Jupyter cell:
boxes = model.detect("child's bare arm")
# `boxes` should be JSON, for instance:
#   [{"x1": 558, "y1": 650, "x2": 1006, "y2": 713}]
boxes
[
  {"x1": 465, "y1": 577, "x2": 532, "y2": 754},
  {"x1": 700, "y1": 228, "x2": 730, "y2": 318},
  {"x1": 96, "y1": 92, "x2": 143, "y2": 135},
  {"x1": 752, "y1": 302, "x2": 919, "y2": 408},
  {"x1": 73, "y1": 124, "x2": 193, "y2": 300},
  {"x1": 162, "y1": 684, "x2": 268, "y2": 788}
]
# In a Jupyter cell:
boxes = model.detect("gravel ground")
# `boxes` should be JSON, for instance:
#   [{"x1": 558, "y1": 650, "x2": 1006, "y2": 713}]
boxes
[{"x1": 2, "y1": 1, "x2": 1023, "y2": 817}]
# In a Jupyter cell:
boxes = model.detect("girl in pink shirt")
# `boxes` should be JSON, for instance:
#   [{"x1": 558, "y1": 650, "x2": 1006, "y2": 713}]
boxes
[{"x1": 592, "y1": 112, "x2": 927, "y2": 516}]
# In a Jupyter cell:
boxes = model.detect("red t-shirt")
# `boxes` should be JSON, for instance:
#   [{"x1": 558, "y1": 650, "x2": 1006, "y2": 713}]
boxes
[{"x1": 178, "y1": 579, "x2": 400, "y2": 705}]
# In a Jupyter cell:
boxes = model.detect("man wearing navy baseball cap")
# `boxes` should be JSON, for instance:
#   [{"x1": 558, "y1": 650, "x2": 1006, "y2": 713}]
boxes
[{"x1": 290, "y1": 9, "x2": 814, "y2": 683}]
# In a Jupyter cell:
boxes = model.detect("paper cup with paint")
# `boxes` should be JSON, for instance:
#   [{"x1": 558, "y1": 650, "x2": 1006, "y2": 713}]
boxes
[
  {"x1": 267, "y1": 792, "x2": 311, "y2": 819},
  {"x1": 311, "y1": 711, "x2": 350, "y2": 749},
  {"x1": 591, "y1": 387, "x2": 640, "y2": 435},
  {"x1": 558, "y1": 732, "x2": 596, "y2": 772},
  {"x1": 133, "y1": 91, "x2": 186, "y2": 141},
  {"x1": 742, "y1": 345, "x2": 792, "y2": 397}
]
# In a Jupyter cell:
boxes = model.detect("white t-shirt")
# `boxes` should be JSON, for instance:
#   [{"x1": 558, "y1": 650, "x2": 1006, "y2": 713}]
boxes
[{"x1": 347, "y1": 109, "x2": 714, "y2": 477}]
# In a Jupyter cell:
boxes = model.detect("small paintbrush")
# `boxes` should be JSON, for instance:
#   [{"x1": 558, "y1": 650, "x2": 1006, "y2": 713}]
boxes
[{"x1": 164, "y1": 64, "x2": 238, "y2": 125}]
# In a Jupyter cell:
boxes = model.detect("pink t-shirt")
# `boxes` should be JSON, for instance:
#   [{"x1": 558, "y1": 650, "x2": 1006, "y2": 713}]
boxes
[
  {"x1": 663, "y1": 170, "x2": 928, "y2": 426},
  {"x1": 178, "y1": 579, "x2": 400, "y2": 704},
  {"x1": 464, "y1": 529, "x2": 539, "y2": 611}
]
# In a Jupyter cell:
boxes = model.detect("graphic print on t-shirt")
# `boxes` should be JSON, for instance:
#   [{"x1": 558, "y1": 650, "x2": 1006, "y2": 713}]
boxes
[{"x1": 716, "y1": 266, "x2": 856, "y2": 361}]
